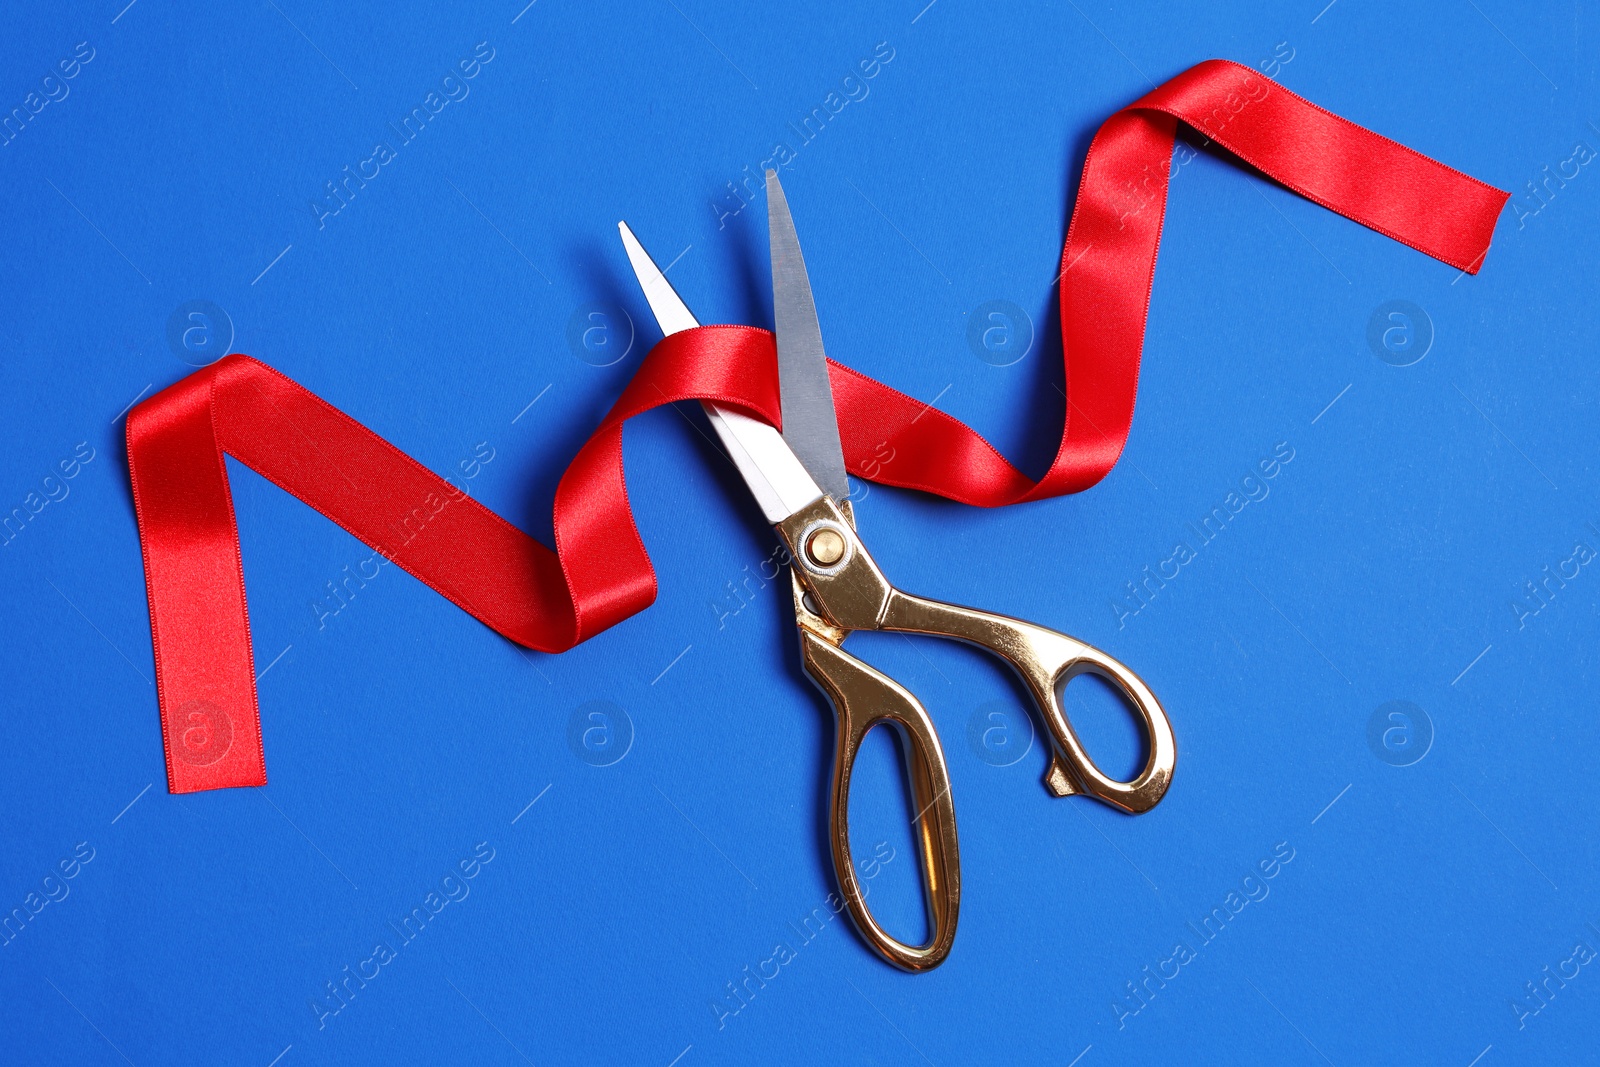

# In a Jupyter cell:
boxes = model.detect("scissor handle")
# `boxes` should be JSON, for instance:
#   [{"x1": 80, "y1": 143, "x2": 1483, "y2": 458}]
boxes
[
  {"x1": 798, "y1": 627, "x2": 961, "y2": 972},
  {"x1": 880, "y1": 591, "x2": 1176, "y2": 814}
]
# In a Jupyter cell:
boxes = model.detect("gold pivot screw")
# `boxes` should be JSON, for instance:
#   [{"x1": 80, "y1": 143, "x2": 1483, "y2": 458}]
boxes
[{"x1": 807, "y1": 528, "x2": 846, "y2": 567}]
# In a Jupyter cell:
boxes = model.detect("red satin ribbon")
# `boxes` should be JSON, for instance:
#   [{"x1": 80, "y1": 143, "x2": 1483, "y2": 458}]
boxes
[{"x1": 127, "y1": 59, "x2": 1508, "y2": 792}]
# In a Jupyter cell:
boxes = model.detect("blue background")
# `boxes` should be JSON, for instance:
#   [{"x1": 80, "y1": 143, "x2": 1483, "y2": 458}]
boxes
[{"x1": 1, "y1": 1, "x2": 1596, "y2": 1063}]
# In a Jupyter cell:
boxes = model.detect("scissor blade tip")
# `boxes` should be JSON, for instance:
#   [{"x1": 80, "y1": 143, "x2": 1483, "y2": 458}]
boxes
[{"x1": 617, "y1": 221, "x2": 644, "y2": 253}]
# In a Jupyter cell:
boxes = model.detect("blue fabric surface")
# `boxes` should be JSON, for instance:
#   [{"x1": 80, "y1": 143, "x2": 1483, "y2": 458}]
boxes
[{"x1": 1, "y1": 1, "x2": 1596, "y2": 1063}]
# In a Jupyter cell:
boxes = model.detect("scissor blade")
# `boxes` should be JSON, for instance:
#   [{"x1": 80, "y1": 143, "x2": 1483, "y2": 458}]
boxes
[
  {"x1": 618, "y1": 221, "x2": 700, "y2": 337},
  {"x1": 617, "y1": 221, "x2": 823, "y2": 524},
  {"x1": 767, "y1": 170, "x2": 850, "y2": 504}
]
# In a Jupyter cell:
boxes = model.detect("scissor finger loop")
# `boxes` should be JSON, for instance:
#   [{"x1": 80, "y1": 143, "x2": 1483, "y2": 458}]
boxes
[
  {"x1": 797, "y1": 617, "x2": 961, "y2": 972},
  {"x1": 1043, "y1": 638, "x2": 1176, "y2": 812},
  {"x1": 782, "y1": 496, "x2": 1176, "y2": 816}
]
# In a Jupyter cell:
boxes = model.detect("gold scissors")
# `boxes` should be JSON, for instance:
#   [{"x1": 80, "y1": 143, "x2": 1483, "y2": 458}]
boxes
[{"x1": 618, "y1": 171, "x2": 1176, "y2": 971}]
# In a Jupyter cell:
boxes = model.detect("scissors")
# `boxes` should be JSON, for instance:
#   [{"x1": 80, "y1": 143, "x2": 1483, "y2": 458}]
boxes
[{"x1": 618, "y1": 171, "x2": 1176, "y2": 971}]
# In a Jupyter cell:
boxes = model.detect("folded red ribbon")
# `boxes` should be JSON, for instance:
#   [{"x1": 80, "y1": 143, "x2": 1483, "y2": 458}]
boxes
[{"x1": 127, "y1": 59, "x2": 1508, "y2": 792}]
